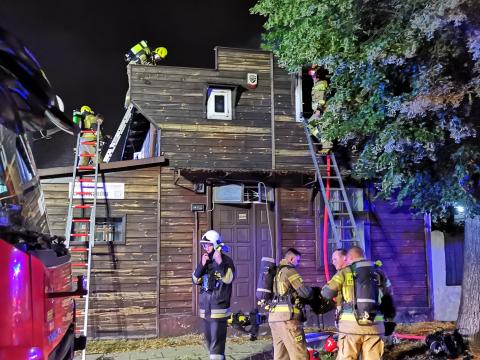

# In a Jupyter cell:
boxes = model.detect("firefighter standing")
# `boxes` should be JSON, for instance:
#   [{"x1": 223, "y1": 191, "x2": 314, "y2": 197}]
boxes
[
  {"x1": 192, "y1": 230, "x2": 235, "y2": 360},
  {"x1": 331, "y1": 248, "x2": 348, "y2": 324},
  {"x1": 77, "y1": 105, "x2": 103, "y2": 166},
  {"x1": 269, "y1": 248, "x2": 312, "y2": 360},
  {"x1": 321, "y1": 246, "x2": 393, "y2": 360}
]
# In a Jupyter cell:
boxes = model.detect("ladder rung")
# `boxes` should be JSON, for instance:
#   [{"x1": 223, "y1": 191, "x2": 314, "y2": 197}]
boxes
[
  {"x1": 72, "y1": 219, "x2": 91, "y2": 222},
  {"x1": 73, "y1": 205, "x2": 92, "y2": 209},
  {"x1": 76, "y1": 178, "x2": 94, "y2": 182},
  {"x1": 72, "y1": 263, "x2": 88, "y2": 267},
  {"x1": 332, "y1": 212, "x2": 351, "y2": 216},
  {"x1": 322, "y1": 176, "x2": 340, "y2": 179},
  {"x1": 79, "y1": 153, "x2": 96, "y2": 157},
  {"x1": 77, "y1": 165, "x2": 95, "y2": 170},
  {"x1": 80, "y1": 141, "x2": 97, "y2": 146},
  {"x1": 70, "y1": 248, "x2": 89, "y2": 252},
  {"x1": 75, "y1": 191, "x2": 93, "y2": 196},
  {"x1": 71, "y1": 233, "x2": 90, "y2": 237},
  {"x1": 337, "y1": 225, "x2": 356, "y2": 229},
  {"x1": 80, "y1": 130, "x2": 97, "y2": 134}
]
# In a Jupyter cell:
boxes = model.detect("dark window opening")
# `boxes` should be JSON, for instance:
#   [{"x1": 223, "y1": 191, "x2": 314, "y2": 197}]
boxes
[{"x1": 214, "y1": 95, "x2": 225, "y2": 112}]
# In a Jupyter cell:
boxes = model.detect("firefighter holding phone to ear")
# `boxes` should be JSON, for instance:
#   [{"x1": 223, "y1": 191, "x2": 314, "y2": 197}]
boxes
[{"x1": 192, "y1": 230, "x2": 235, "y2": 360}]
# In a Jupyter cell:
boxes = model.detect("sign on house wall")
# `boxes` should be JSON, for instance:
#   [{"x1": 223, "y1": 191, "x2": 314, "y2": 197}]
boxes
[{"x1": 69, "y1": 182, "x2": 125, "y2": 199}]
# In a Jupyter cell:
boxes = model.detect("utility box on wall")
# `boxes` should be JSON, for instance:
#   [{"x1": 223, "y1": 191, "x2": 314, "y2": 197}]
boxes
[{"x1": 213, "y1": 184, "x2": 274, "y2": 204}]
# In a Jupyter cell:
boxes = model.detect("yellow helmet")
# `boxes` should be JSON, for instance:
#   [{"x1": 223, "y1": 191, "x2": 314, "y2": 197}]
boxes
[
  {"x1": 81, "y1": 105, "x2": 93, "y2": 114},
  {"x1": 154, "y1": 47, "x2": 168, "y2": 59}
]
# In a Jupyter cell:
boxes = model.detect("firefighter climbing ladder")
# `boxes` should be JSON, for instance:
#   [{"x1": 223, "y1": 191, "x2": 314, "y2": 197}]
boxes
[
  {"x1": 302, "y1": 117, "x2": 358, "y2": 248},
  {"x1": 64, "y1": 127, "x2": 101, "y2": 360}
]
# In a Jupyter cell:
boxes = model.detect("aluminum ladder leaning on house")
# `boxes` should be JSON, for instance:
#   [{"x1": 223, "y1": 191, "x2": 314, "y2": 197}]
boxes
[
  {"x1": 301, "y1": 117, "x2": 359, "y2": 250},
  {"x1": 103, "y1": 103, "x2": 135, "y2": 163},
  {"x1": 64, "y1": 127, "x2": 101, "y2": 360}
]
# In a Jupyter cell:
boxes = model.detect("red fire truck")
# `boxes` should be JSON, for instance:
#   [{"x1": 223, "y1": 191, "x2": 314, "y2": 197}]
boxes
[{"x1": 0, "y1": 26, "x2": 85, "y2": 360}]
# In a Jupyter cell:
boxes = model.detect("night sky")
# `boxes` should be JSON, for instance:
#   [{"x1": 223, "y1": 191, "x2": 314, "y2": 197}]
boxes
[{"x1": 1, "y1": 0, "x2": 264, "y2": 167}]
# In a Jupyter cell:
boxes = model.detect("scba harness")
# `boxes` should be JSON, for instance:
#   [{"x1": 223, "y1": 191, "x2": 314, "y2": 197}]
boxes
[{"x1": 350, "y1": 260, "x2": 382, "y2": 325}]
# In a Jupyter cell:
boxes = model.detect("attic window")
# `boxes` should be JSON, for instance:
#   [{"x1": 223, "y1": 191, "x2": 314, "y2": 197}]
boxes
[
  {"x1": 204, "y1": 83, "x2": 239, "y2": 120},
  {"x1": 207, "y1": 88, "x2": 232, "y2": 120}
]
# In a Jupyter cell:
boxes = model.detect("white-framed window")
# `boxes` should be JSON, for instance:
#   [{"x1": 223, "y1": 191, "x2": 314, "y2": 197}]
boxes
[{"x1": 207, "y1": 88, "x2": 232, "y2": 120}]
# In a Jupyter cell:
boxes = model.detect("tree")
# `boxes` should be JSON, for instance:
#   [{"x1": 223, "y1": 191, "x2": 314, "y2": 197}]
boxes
[{"x1": 252, "y1": 0, "x2": 480, "y2": 346}]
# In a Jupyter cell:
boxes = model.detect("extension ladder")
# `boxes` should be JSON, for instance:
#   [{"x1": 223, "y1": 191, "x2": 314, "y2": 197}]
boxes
[
  {"x1": 103, "y1": 103, "x2": 134, "y2": 162},
  {"x1": 65, "y1": 127, "x2": 101, "y2": 360},
  {"x1": 302, "y1": 117, "x2": 358, "y2": 249}
]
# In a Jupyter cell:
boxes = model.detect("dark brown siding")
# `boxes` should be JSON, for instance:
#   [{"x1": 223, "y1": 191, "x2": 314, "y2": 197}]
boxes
[
  {"x1": 129, "y1": 47, "x2": 313, "y2": 171},
  {"x1": 369, "y1": 200, "x2": 429, "y2": 310},
  {"x1": 273, "y1": 63, "x2": 312, "y2": 171},
  {"x1": 130, "y1": 49, "x2": 273, "y2": 170},
  {"x1": 42, "y1": 168, "x2": 160, "y2": 338},
  {"x1": 158, "y1": 168, "x2": 208, "y2": 335},
  {"x1": 277, "y1": 188, "x2": 429, "y2": 316},
  {"x1": 278, "y1": 188, "x2": 326, "y2": 283}
]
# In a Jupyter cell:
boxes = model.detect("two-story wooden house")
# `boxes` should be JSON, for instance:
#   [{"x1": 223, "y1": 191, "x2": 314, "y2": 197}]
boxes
[{"x1": 39, "y1": 47, "x2": 431, "y2": 338}]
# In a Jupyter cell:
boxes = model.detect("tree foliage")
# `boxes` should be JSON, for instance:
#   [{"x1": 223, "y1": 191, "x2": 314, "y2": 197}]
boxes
[{"x1": 252, "y1": 0, "x2": 480, "y2": 220}]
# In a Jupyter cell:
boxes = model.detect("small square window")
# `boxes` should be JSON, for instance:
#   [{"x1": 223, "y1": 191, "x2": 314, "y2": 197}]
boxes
[
  {"x1": 207, "y1": 88, "x2": 232, "y2": 120},
  {"x1": 72, "y1": 216, "x2": 125, "y2": 244}
]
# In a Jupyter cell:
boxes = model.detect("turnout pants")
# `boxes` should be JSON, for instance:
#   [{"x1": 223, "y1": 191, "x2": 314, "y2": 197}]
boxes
[
  {"x1": 336, "y1": 334, "x2": 384, "y2": 360},
  {"x1": 203, "y1": 318, "x2": 227, "y2": 360},
  {"x1": 269, "y1": 320, "x2": 309, "y2": 360}
]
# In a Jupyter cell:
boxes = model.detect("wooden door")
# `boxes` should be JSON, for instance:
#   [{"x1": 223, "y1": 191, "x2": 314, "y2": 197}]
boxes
[{"x1": 213, "y1": 203, "x2": 274, "y2": 313}]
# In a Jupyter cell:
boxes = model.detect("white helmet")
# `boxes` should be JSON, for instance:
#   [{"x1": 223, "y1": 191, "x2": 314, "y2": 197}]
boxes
[
  {"x1": 200, "y1": 230, "x2": 222, "y2": 246},
  {"x1": 200, "y1": 230, "x2": 230, "y2": 252}
]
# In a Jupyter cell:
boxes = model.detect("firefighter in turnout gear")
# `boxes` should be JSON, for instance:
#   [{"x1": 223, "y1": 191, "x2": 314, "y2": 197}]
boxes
[
  {"x1": 269, "y1": 248, "x2": 312, "y2": 360},
  {"x1": 77, "y1": 105, "x2": 103, "y2": 166},
  {"x1": 124, "y1": 41, "x2": 167, "y2": 108},
  {"x1": 321, "y1": 246, "x2": 393, "y2": 360},
  {"x1": 308, "y1": 65, "x2": 332, "y2": 152},
  {"x1": 192, "y1": 230, "x2": 235, "y2": 360}
]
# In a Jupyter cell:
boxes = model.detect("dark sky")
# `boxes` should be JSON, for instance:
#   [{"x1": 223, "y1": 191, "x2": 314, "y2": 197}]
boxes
[{"x1": 1, "y1": 0, "x2": 265, "y2": 167}]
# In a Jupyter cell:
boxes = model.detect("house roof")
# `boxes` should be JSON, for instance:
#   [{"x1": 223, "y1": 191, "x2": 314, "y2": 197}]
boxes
[
  {"x1": 177, "y1": 167, "x2": 315, "y2": 188},
  {"x1": 38, "y1": 156, "x2": 167, "y2": 179}
]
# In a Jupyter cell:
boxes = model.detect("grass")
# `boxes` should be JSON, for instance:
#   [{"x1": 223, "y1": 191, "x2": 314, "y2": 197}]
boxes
[{"x1": 86, "y1": 321, "x2": 477, "y2": 359}]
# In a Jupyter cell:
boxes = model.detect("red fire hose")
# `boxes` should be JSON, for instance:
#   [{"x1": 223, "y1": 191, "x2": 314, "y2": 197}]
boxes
[{"x1": 323, "y1": 154, "x2": 331, "y2": 281}]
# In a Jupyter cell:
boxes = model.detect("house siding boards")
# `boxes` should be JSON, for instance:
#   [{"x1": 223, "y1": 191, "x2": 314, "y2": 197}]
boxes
[
  {"x1": 157, "y1": 169, "x2": 208, "y2": 335},
  {"x1": 129, "y1": 47, "x2": 312, "y2": 171},
  {"x1": 41, "y1": 168, "x2": 160, "y2": 338},
  {"x1": 369, "y1": 200, "x2": 429, "y2": 312}
]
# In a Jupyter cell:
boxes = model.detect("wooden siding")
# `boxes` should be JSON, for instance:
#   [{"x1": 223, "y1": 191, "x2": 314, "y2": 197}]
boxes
[
  {"x1": 158, "y1": 168, "x2": 208, "y2": 333},
  {"x1": 278, "y1": 188, "x2": 430, "y2": 316},
  {"x1": 272, "y1": 63, "x2": 312, "y2": 171},
  {"x1": 41, "y1": 168, "x2": 160, "y2": 338},
  {"x1": 129, "y1": 47, "x2": 312, "y2": 171},
  {"x1": 369, "y1": 200, "x2": 429, "y2": 310}
]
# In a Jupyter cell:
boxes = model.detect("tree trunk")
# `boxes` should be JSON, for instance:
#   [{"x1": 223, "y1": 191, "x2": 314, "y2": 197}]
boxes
[{"x1": 457, "y1": 215, "x2": 480, "y2": 352}]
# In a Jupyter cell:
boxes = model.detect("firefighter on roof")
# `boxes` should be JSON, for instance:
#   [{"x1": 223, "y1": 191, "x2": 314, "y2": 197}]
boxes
[
  {"x1": 192, "y1": 230, "x2": 235, "y2": 360},
  {"x1": 125, "y1": 40, "x2": 167, "y2": 65}
]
